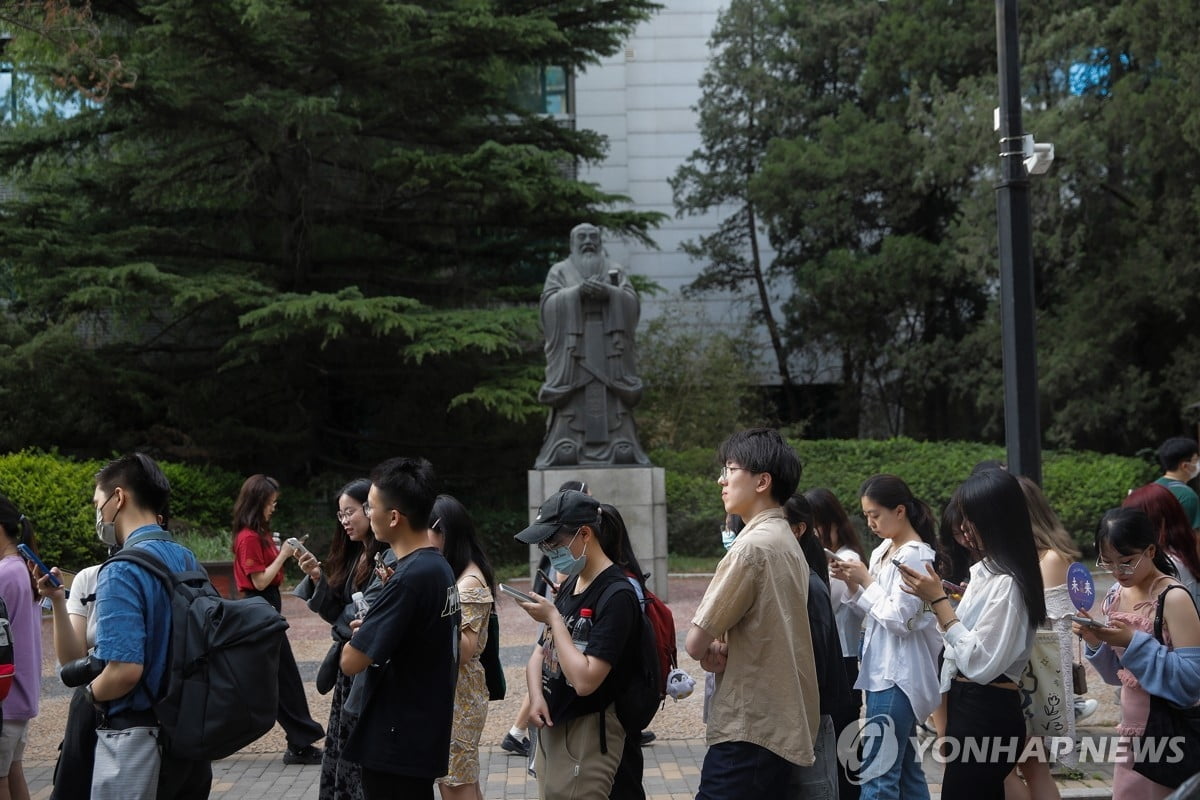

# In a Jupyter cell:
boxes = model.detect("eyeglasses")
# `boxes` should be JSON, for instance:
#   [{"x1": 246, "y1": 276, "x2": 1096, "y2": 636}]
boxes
[
  {"x1": 538, "y1": 527, "x2": 581, "y2": 554},
  {"x1": 1096, "y1": 549, "x2": 1149, "y2": 576},
  {"x1": 719, "y1": 465, "x2": 750, "y2": 481},
  {"x1": 335, "y1": 507, "x2": 360, "y2": 523}
]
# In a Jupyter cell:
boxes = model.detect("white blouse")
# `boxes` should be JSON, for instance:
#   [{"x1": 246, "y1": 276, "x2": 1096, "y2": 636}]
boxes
[
  {"x1": 845, "y1": 540, "x2": 943, "y2": 720},
  {"x1": 829, "y1": 546, "x2": 866, "y2": 658},
  {"x1": 939, "y1": 558, "x2": 1036, "y2": 692}
]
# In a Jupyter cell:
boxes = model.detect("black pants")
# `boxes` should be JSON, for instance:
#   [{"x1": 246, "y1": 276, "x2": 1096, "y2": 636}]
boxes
[
  {"x1": 941, "y1": 681, "x2": 1025, "y2": 800},
  {"x1": 361, "y1": 767, "x2": 432, "y2": 799},
  {"x1": 158, "y1": 752, "x2": 212, "y2": 800},
  {"x1": 697, "y1": 740, "x2": 794, "y2": 800},
  {"x1": 837, "y1": 656, "x2": 862, "y2": 800},
  {"x1": 50, "y1": 687, "x2": 97, "y2": 800},
  {"x1": 244, "y1": 586, "x2": 325, "y2": 750},
  {"x1": 609, "y1": 732, "x2": 645, "y2": 800}
]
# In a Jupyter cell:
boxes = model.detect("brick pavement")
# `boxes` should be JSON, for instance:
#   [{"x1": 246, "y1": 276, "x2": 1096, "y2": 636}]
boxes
[{"x1": 22, "y1": 736, "x2": 1114, "y2": 799}]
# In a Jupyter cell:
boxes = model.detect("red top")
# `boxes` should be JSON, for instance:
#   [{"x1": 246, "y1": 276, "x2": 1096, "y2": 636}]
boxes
[{"x1": 233, "y1": 528, "x2": 282, "y2": 592}]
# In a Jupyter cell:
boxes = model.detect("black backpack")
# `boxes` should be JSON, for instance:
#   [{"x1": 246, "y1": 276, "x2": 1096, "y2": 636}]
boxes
[
  {"x1": 598, "y1": 577, "x2": 663, "y2": 734},
  {"x1": 104, "y1": 547, "x2": 289, "y2": 760}
]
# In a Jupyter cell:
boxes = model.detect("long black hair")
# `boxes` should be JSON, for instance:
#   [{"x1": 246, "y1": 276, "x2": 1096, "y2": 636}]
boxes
[
  {"x1": 597, "y1": 504, "x2": 647, "y2": 594},
  {"x1": 429, "y1": 495, "x2": 496, "y2": 592},
  {"x1": 805, "y1": 487, "x2": 864, "y2": 560},
  {"x1": 859, "y1": 474, "x2": 937, "y2": 548},
  {"x1": 325, "y1": 478, "x2": 382, "y2": 593},
  {"x1": 1096, "y1": 507, "x2": 1177, "y2": 578},
  {"x1": 785, "y1": 494, "x2": 829, "y2": 586},
  {"x1": 952, "y1": 469, "x2": 1046, "y2": 627},
  {"x1": 0, "y1": 494, "x2": 37, "y2": 598}
]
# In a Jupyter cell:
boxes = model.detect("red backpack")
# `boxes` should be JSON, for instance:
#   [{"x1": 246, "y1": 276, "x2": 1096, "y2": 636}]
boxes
[{"x1": 626, "y1": 570, "x2": 677, "y2": 690}]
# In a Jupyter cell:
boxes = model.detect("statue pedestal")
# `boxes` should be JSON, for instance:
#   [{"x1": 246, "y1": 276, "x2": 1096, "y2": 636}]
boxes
[{"x1": 528, "y1": 466, "x2": 669, "y2": 602}]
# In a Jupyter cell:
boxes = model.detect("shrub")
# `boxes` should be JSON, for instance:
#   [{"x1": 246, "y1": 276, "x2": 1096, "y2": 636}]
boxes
[{"x1": 656, "y1": 438, "x2": 1158, "y2": 557}]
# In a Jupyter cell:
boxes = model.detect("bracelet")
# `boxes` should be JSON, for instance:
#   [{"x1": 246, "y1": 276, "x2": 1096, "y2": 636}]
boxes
[
  {"x1": 941, "y1": 618, "x2": 960, "y2": 632},
  {"x1": 931, "y1": 596, "x2": 950, "y2": 606}
]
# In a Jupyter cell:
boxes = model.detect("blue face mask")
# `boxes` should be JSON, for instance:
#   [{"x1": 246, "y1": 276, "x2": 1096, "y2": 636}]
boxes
[
  {"x1": 720, "y1": 528, "x2": 737, "y2": 551},
  {"x1": 546, "y1": 529, "x2": 587, "y2": 577}
]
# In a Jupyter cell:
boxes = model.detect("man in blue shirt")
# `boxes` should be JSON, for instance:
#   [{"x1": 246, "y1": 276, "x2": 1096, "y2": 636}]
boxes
[{"x1": 87, "y1": 454, "x2": 211, "y2": 799}]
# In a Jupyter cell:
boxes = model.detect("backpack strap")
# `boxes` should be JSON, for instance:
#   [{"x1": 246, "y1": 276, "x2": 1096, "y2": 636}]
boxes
[
  {"x1": 1153, "y1": 584, "x2": 1198, "y2": 644},
  {"x1": 594, "y1": 575, "x2": 641, "y2": 754}
]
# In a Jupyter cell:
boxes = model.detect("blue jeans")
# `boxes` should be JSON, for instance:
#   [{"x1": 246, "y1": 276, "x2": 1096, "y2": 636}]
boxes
[
  {"x1": 858, "y1": 686, "x2": 930, "y2": 800},
  {"x1": 697, "y1": 740, "x2": 794, "y2": 800}
]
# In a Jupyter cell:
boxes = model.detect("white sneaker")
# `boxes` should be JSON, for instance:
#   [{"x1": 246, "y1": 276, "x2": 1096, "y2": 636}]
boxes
[{"x1": 1074, "y1": 698, "x2": 1099, "y2": 722}]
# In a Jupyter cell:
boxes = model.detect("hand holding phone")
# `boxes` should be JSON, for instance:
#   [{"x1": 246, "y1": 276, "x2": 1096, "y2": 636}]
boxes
[
  {"x1": 824, "y1": 548, "x2": 842, "y2": 562},
  {"x1": 285, "y1": 536, "x2": 309, "y2": 558},
  {"x1": 942, "y1": 579, "x2": 966, "y2": 597},
  {"x1": 536, "y1": 569, "x2": 560, "y2": 594},
  {"x1": 1069, "y1": 614, "x2": 1106, "y2": 629},
  {"x1": 499, "y1": 583, "x2": 537, "y2": 604},
  {"x1": 17, "y1": 544, "x2": 61, "y2": 588}
]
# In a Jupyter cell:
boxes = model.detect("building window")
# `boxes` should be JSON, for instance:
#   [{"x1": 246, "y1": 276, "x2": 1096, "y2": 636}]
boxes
[{"x1": 510, "y1": 65, "x2": 571, "y2": 117}]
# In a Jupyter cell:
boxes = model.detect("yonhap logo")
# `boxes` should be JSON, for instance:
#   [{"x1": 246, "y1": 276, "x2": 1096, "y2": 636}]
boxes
[{"x1": 837, "y1": 715, "x2": 900, "y2": 785}]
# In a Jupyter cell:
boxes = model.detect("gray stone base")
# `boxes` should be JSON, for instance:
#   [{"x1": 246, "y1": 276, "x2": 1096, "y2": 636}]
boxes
[{"x1": 527, "y1": 466, "x2": 668, "y2": 602}]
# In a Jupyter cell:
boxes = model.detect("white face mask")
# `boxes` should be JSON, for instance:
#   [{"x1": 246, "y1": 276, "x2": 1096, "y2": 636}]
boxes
[
  {"x1": 720, "y1": 528, "x2": 737, "y2": 551},
  {"x1": 1190, "y1": 461, "x2": 1200, "y2": 481}
]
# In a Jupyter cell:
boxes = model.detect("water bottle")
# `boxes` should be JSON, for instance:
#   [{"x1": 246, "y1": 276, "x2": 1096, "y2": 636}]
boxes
[{"x1": 571, "y1": 608, "x2": 593, "y2": 654}]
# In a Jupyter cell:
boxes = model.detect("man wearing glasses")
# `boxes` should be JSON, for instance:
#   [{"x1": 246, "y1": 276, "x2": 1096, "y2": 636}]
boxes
[
  {"x1": 685, "y1": 428, "x2": 820, "y2": 799},
  {"x1": 340, "y1": 457, "x2": 461, "y2": 800}
]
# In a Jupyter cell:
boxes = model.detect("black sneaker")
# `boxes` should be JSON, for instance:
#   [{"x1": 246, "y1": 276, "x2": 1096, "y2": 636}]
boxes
[
  {"x1": 283, "y1": 745, "x2": 323, "y2": 765},
  {"x1": 639, "y1": 730, "x2": 656, "y2": 746},
  {"x1": 501, "y1": 732, "x2": 530, "y2": 757}
]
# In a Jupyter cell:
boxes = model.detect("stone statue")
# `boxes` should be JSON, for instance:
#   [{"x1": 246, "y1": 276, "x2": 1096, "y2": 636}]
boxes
[{"x1": 534, "y1": 224, "x2": 651, "y2": 468}]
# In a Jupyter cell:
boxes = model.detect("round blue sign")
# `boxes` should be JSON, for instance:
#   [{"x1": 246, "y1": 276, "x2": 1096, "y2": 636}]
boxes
[{"x1": 1067, "y1": 562, "x2": 1096, "y2": 611}]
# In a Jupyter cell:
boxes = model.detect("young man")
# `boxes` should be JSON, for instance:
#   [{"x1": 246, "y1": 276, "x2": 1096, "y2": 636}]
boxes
[
  {"x1": 89, "y1": 453, "x2": 211, "y2": 799},
  {"x1": 340, "y1": 457, "x2": 460, "y2": 800},
  {"x1": 512, "y1": 490, "x2": 640, "y2": 800},
  {"x1": 685, "y1": 428, "x2": 820, "y2": 799},
  {"x1": 1156, "y1": 436, "x2": 1200, "y2": 529}
]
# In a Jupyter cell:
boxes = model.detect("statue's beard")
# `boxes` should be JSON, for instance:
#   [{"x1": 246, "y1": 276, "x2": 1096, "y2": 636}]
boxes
[{"x1": 571, "y1": 251, "x2": 604, "y2": 278}]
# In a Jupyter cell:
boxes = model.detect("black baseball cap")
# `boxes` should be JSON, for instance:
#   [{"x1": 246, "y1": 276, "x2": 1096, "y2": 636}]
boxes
[{"x1": 515, "y1": 490, "x2": 601, "y2": 544}]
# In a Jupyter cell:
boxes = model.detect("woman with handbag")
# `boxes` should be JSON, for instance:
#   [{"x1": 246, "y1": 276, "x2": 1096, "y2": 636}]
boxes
[
  {"x1": 898, "y1": 468, "x2": 1044, "y2": 800},
  {"x1": 1005, "y1": 476, "x2": 1082, "y2": 800},
  {"x1": 427, "y1": 494, "x2": 495, "y2": 800},
  {"x1": 1075, "y1": 507, "x2": 1200, "y2": 798},
  {"x1": 293, "y1": 478, "x2": 389, "y2": 800}
]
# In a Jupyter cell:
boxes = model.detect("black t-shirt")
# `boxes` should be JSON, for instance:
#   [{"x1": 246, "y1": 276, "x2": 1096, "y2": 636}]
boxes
[
  {"x1": 343, "y1": 547, "x2": 460, "y2": 778},
  {"x1": 541, "y1": 565, "x2": 639, "y2": 725}
]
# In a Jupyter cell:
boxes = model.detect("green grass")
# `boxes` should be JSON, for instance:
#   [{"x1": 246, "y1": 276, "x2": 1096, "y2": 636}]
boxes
[
  {"x1": 668, "y1": 553, "x2": 722, "y2": 573},
  {"x1": 173, "y1": 531, "x2": 233, "y2": 562}
]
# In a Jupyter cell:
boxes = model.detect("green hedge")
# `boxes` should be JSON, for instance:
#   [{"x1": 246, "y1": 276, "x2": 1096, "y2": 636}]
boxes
[
  {"x1": 0, "y1": 450, "x2": 245, "y2": 570},
  {"x1": 654, "y1": 438, "x2": 1158, "y2": 558}
]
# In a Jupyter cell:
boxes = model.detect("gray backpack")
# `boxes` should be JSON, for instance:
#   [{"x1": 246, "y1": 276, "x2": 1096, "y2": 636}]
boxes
[{"x1": 105, "y1": 548, "x2": 289, "y2": 760}]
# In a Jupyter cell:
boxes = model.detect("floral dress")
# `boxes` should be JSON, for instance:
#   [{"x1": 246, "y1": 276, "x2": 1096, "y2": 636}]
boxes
[
  {"x1": 438, "y1": 580, "x2": 494, "y2": 786},
  {"x1": 1102, "y1": 575, "x2": 1176, "y2": 800}
]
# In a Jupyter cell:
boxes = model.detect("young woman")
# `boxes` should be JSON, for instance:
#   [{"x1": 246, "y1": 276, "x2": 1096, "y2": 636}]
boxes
[
  {"x1": 1005, "y1": 476, "x2": 1082, "y2": 800},
  {"x1": 0, "y1": 496, "x2": 41, "y2": 800},
  {"x1": 828, "y1": 475, "x2": 942, "y2": 800},
  {"x1": 294, "y1": 478, "x2": 389, "y2": 800},
  {"x1": 899, "y1": 469, "x2": 1044, "y2": 800},
  {"x1": 1076, "y1": 507, "x2": 1200, "y2": 799},
  {"x1": 514, "y1": 490, "x2": 641, "y2": 800},
  {"x1": 231, "y1": 474, "x2": 325, "y2": 766},
  {"x1": 805, "y1": 488, "x2": 866, "y2": 732},
  {"x1": 1123, "y1": 482, "x2": 1200, "y2": 607},
  {"x1": 427, "y1": 495, "x2": 496, "y2": 800}
]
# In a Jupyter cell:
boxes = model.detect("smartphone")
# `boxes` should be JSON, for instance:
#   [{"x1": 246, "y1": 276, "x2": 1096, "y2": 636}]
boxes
[
  {"x1": 824, "y1": 548, "x2": 842, "y2": 562},
  {"x1": 891, "y1": 557, "x2": 905, "y2": 569},
  {"x1": 942, "y1": 580, "x2": 965, "y2": 595},
  {"x1": 285, "y1": 536, "x2": 309, "y2": 558},
  {"x1": 351, "y1": 591, "x2": 369, "y2": 618},
  {"x1": 17, "y1": 544, "x2": 61, "y2": 588},
  {"x1": 1069, "y1": 614, "x2": 1105, "y2": 629},
  {"x1": 536, "y1": 569, "x2": 559, "y2": 593},
  {"x1": 499, "y1": 583, "x2": 537, "y2": 604}
]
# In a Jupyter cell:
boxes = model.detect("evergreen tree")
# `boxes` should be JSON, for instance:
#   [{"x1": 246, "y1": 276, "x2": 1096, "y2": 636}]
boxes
[{"x1": 0, "y1": 0, "x2": 662, "y2": 486}]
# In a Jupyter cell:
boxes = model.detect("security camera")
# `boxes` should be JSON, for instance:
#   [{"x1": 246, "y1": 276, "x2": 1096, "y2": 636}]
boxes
[{"x1": 1022, "y1": 135, "x2": 1054, "y2": 176}]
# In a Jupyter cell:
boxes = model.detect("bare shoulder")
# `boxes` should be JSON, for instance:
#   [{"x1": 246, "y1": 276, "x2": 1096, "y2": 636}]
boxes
[{"x1": 1039, "y1": 548, "x2": 1071, "y2": 584}]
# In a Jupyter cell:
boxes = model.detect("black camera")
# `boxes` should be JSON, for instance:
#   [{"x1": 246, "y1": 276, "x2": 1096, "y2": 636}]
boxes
[{"x1": 59, "y1": 654, "x2": 105, "y2": 688}]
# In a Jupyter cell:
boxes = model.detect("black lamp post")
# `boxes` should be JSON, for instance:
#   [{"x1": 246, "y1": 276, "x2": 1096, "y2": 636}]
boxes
[{"x1": 994, "y1": 0, "x2": 1041, "y2": 484}]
